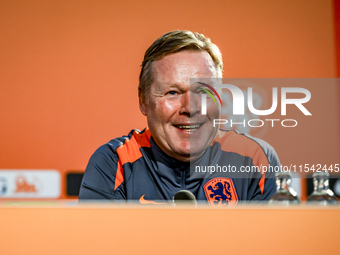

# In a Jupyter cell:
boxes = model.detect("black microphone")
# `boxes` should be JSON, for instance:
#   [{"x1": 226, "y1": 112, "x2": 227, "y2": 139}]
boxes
[{"x1": 173, "y1": 190, "x2": 197, "y2": 207}]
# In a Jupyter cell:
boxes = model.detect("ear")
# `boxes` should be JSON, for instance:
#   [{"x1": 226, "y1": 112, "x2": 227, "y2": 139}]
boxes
[
  {"x1": 139, "y1": 89, "x2": 147, "y2": 116},
  {"x1": 139, "y1": 100, "x2": 147, "y2": 116}
]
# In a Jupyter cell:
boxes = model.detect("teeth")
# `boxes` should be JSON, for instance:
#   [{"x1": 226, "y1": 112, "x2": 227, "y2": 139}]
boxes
[
  {"x1": 177, "y1": 125, "x2": 200, "y2": 129},
  {"x1": 176, "y1": 125, "x2": 201, "y2": 132}
]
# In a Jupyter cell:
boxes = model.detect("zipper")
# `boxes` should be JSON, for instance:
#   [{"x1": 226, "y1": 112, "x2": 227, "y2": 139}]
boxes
[{"x1": 181, "y1": 170, "x2": 186, "y2": 190}]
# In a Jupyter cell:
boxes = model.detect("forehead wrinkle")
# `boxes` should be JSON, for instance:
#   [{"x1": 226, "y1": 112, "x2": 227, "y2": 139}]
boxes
[{"x1": 151, "y1": 51, "x2": 218, "y2": 92}]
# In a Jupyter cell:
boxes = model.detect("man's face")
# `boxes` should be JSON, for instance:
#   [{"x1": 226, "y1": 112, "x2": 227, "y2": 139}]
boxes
[{"x1": 140, "y1": 51, "x2": 220, "y2": 162}]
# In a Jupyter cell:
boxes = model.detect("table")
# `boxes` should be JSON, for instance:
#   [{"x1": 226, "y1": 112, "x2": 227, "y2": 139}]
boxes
[{"x1": 0, "y1": 202, "x2": 339, "y2": 254}]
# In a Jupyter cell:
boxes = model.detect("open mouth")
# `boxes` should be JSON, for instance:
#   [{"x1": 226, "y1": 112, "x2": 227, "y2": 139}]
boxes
[{"x1": 174, "y1": 124, "x2": 202, "y2": 132}]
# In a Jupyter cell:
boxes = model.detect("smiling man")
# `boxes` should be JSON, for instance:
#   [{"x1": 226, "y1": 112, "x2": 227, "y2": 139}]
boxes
[
  {"x1": 79, "y1": 30, "x2": 280, "y2": 205},
  {"x1": 140, "y1": 50, "x2": 220, "y2": 162}
]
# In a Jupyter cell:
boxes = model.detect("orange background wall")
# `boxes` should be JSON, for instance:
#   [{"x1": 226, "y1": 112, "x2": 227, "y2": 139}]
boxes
[{"x1": 0, "y1": 0, "x2": 338, "y2": 198}]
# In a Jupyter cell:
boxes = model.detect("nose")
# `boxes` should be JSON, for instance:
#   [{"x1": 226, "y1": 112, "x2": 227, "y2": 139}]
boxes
[{"x1": 179, "y1": 91, "x2": 200, "y2": 116}]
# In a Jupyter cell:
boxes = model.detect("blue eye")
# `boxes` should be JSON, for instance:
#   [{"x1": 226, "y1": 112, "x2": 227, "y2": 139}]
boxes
[{"x1": 167, "y1": 91, "x2": 178, "y2": 95}]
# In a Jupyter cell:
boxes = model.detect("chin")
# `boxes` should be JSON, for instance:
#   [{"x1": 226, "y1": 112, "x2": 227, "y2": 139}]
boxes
[
  {"x1": 191, "y1": 137, "x2": 211, "y2": 150},
  {"x1": 176, "y1": 146, "x2": 191, "y2": 157},
  {"x1": 172, "y1": 147, "x2": 204, "y2": 162}
]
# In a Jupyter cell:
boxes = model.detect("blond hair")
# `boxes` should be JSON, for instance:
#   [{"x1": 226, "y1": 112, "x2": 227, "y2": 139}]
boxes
[{"x1": 139, "y1": 30, "x2": 223, "y2": 105}]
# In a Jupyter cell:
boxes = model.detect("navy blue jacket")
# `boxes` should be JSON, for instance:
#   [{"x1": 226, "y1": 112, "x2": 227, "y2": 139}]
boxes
[{"x1": 79, "y1": 128, "x2": 279, "y2": 206}]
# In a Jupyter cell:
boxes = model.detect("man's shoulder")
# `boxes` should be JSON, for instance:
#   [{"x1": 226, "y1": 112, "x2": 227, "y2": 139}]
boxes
[
  {"x1": 213, "y1": 129, "x2": 277, "y2": 159},
  {"x1": 93, "y1": 128, "x2": 152, "y2": 163},
  {"x1": 106, "y1": 128, "x2": 151, "y2": 150}
]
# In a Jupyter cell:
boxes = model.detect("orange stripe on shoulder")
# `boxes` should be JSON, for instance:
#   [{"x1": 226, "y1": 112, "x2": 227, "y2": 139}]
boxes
[
  {"x1": 116, "y1": 128, "x2": 151, "y2": 165},
  {"x1": 114, "y1": 160, "x2": 123, "y2": 190},
  {"x1": 213, "y1": 130, "x2": 269, "y2": 194},
  {"x1": 114, "y1": 129, "x2": 151, "y2": 190}
]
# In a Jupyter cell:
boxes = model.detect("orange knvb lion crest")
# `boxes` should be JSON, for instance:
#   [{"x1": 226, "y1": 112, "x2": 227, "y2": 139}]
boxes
[{"x1": 203, "y1": 178, "x2": 238, "y2": 206}]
